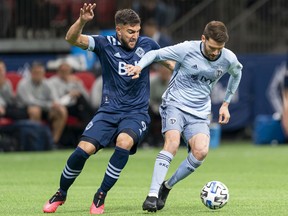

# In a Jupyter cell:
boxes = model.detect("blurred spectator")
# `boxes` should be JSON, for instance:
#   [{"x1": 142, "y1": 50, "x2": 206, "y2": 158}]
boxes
[
  {"x1": 132, "y1": 0, "x2": 176, "y2": 30},
  {"x1": 16, "y1": 62, "x2": 67, "y2": 144},
  {"x1": 282, "y1": 64, "x2": 288, "y2": 136},
  {"x1": 148, "y1": 63, "x2": 172, "y2": 146},
  {"x1": 142, "y1": 19, "x2": 173, "y2": 47},
  {"x1": 90, "y1": 75, "x2": 103, "y2": 110},
  {"x1": 48, "y1": 62, "x2": 94, "y2": 125},
  {"x1": 0, "y1": 60, "x2": 28, "y2": 120}
]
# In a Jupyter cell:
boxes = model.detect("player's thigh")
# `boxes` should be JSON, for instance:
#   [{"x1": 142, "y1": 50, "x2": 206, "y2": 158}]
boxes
[
  {"x1": 160, "y1": 105, "x2": 184, "y2": 134},
  {"x1": 82, "y1": 112, "x2": 118, "y2": 148},
  {"x1": 118, "y1": 112, "x2": 150, "y2": 144},
  {"x1": 186, "y1": 123, "x2": 210, "y2": 160},
  {"x1": 117, "y1": 112, "x2": 150, "y2": 154}
]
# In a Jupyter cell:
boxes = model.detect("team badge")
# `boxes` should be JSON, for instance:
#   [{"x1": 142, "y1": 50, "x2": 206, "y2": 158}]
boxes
[
  {"x1": 216, "y1": 67, "x2": 223, "y2": 78},
  {"x1": 168, "y1": 118, "x2": 177, "y2": 125},
  {"x1": 135, "y1": 47, "x2": 145, "y2": 58}
]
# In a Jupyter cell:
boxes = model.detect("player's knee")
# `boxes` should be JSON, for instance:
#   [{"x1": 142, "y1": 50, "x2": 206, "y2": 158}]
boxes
[
  {"x1": 116, "y1": 133, "x2": 134, "y2": 150},
  {"x1": 163, "y1": 140, "x2": 180, "y2": 156},
  {"x1": 78, "y1": 141, "x2": 98, "y2": 155},
  {"x1": 190, "y1": 134, "x2": 209, "y2": 160},
  {"x1": 192, "y1": 147, "x2": 209, "y2": 161},
  {"x1": 192, "y1": 141, "x2": 209, "y2": 160}
]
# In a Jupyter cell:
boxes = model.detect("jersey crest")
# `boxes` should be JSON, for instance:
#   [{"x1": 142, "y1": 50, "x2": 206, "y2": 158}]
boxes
[{"x1": 135, "y1": 47, "x2": 145, "y2": 58}]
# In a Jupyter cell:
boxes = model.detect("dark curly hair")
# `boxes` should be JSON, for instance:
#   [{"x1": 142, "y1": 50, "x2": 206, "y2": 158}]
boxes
[{"x1": 115, "y1": 9, "x2": 141, "y2": 26}]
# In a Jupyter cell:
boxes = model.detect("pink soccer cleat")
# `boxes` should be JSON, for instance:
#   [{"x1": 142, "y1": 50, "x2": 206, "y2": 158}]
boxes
[
  {"x1": 43, "y1": 191, "x2": 66, "y2": 213},
  {"x1": 90, "y1": 191, "x2": 106, "y2": 214}
]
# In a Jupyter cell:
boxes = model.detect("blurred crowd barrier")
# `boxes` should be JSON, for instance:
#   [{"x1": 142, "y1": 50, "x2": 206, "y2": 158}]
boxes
[{"x1": 0, "y1": 0, "x2": 287, "y2": 54}]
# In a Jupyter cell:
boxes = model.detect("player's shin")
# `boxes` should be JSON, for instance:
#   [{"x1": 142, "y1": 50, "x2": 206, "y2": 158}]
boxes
[
  {"x1": 148, "y1": 150, "x2": 174, "y2": 197},
  {"x1": 60, "y1": 146, "x2": 90, "y2": 193},
  {"x1": 167, "y1": 152, "x2": 203, "y2": 188}
]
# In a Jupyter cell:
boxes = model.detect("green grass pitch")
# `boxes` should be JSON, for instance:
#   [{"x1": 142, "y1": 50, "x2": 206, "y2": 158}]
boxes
[{"x1": 0, "y1": 141, "x2": 287, "y2": 216}]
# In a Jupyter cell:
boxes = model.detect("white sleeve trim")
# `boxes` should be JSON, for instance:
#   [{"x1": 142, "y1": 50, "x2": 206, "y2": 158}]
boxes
[{"x1": 87, "y1": 35, "x2": 95, "y2": 51}]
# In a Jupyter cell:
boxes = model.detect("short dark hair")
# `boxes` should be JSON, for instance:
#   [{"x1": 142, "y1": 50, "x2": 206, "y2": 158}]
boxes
[
  {"x1": 203, "y1": 21, "x2": 229, "y2": 43},
  {"x1": 115, "y1": 9, "x2": 141, "y2": 26}
]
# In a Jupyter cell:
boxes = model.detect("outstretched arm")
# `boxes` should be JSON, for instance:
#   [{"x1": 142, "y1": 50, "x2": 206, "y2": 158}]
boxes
[
  {"x1": 65, "y1": 3, "x2": 96, "y2": 49},
  {"x1": 160, "y1": 60, "x2": 176, "y2": 72}
]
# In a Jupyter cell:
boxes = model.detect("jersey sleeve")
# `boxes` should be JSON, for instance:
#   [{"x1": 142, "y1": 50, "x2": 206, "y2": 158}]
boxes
[
  {"x1": 137, "y1": 41, "x2": 189, "y2": 69},
  {"x1": 224, "y1": 53, "x2": 243, "y2": 103},
  {"x1": 86, "y1": 35, "x2": 105, "y2": 55}
]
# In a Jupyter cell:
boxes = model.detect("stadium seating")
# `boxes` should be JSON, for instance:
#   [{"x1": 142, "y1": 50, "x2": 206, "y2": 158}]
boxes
[
  {"x1": 74, "y1": 71, "x2": 95, "y2": 92},
  {"x1": 1, "y1": 71, "x2": 96, "y2": 129},
  {"x1": 5, "y1": 72, "x2": 22, "y2": 93}
]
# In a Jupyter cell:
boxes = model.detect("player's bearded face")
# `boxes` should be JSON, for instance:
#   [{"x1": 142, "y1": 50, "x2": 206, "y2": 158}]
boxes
[
  {"x1": 202, "y1": 36, "x2": 225, "y2": 60},
  {"x1": 117, "y1": 24, "x2": 140, "y2": 49}
]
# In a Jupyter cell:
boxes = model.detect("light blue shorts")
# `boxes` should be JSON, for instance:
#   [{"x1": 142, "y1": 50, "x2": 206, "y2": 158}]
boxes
[{"x1": 160, "y1": 105, "x2": 210, "y2": 143}]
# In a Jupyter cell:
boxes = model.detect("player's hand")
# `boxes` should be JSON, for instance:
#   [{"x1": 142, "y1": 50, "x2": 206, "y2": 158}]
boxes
[
  {"x1": 218, "y1": 102, "x2": 230, "y2": 124},
  {"x1": 126, "y1": 65, "x2": 142, "y2": 79},
  {"x1": 80, "y1": 3, "x2": 96, "y2": 23}
]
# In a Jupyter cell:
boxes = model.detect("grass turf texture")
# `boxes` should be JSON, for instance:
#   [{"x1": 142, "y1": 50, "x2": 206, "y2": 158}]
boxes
[{"x1": 0, "y1": 141, "x2": 287, "y2": 216}]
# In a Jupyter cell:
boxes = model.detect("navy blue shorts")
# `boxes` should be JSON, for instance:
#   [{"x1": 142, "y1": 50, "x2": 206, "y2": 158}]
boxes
[{"x1": 80, "y1": 111, "x2": 150, "y2": 154}]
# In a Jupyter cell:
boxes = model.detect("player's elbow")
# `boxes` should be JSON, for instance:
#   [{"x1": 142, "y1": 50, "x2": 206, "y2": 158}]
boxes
[{"x1": 65, "y1": 35, "x2": 77, "y2": 46}]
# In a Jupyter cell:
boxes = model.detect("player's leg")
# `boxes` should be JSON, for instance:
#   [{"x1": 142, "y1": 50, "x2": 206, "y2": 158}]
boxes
[
  {"x1": 90, "y1": 112, "x2": 149, "y2": 214},
  {"x1": 43, "y1": 113, "x2": 107, "y2": 213},
  {"x1": 167, "y1": 134, "x2": 210, "y2": 188},
  {"x1": 143, "y1": 130, "x2": 180, "y2": 212},
  {"x1": 43, "y1": 141, "x2": 97, "y2": 213},
  {"x1": 143, "y1": 105, "x2": 182, "y2": 212},
  {"x1": 90, "y1": 133, "x2": 133, "y2": 214},
  {"x1": 158, "y1": 121, "x2": 210, "y2": 210}
]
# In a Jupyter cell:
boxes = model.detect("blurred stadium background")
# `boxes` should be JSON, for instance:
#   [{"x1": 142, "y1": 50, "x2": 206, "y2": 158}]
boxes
[{"x1": 0, "y1": 0, "x2": 287, "y2": 150}]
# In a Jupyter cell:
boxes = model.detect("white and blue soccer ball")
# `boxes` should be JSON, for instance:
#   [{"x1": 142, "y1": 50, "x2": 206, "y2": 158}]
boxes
[{"x1": 200, "y1": 181, "x2": 229, "y2": 210}]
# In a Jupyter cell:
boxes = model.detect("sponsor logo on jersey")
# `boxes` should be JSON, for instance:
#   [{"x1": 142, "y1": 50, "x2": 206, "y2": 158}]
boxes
[{"x1": 118, "y1": 61, "x2": 139, "y2": 75}]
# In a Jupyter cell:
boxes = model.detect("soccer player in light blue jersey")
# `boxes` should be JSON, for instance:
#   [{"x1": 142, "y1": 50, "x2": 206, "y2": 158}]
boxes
[
  {"x1": 43, "y1": 3, "x2": 173, "y2": 215},
  {"x1": 127, "y1": 20, "x2": 243, "y2": 212}
]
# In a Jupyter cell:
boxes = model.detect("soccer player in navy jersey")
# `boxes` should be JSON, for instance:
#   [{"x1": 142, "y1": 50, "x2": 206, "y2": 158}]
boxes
[
  {"x1": 43, "y1": 3, "x2": 173, "y2": 214},
  {"x1": 127, "y1": 21, "x2": 242, "y2": 212}
]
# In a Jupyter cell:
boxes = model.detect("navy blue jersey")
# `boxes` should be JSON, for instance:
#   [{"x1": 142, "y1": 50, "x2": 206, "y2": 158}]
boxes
[{"x1": 87, "y1": 35, "x2": 160, "y2": 113}]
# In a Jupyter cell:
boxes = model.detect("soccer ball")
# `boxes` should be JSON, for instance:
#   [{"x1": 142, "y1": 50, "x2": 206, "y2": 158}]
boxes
[{"x1": 200, "y1": 181, "x2": 229, "y2": 210}]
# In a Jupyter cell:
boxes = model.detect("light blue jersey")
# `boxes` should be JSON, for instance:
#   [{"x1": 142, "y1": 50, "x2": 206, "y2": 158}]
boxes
[{"x1": 137, "y1": 40, "x2": 242, "y2": 119}]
